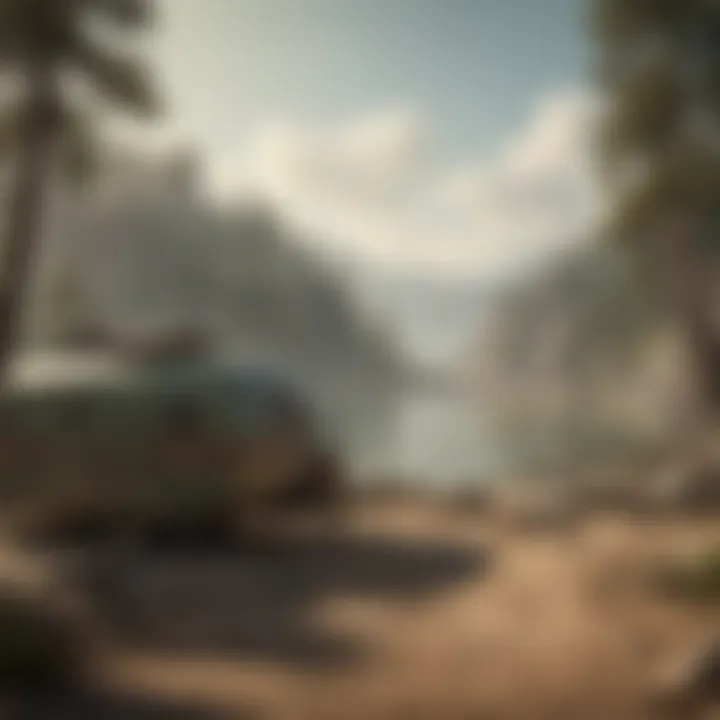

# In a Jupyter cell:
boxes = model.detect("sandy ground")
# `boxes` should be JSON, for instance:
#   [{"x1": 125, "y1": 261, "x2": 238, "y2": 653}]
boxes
[{"x1": 37, "y1": 498, "x2": 714, "y2": 720}]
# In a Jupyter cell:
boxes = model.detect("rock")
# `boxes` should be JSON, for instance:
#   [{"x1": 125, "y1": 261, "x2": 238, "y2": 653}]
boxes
[
  {"x1": 500, "y1": 487, "x2": 580, "y2": 533},
  {"x1": 653, "y1": 459, "x2": 720, "y2": 513},
  {"x1": 686, "y1": 640, "x2": 720, "y2": 700},
  {"x1": 654, "y1": 638, "x2": 720, "y2": 715}
]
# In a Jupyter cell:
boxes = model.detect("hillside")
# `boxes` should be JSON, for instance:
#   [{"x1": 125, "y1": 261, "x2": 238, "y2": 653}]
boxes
[
  {"x1": 26, "y1": 150, "x2": 405, "y2": 394},
  {"x1": 467, "y1": 244, "x2": 692, "y2": 470}
]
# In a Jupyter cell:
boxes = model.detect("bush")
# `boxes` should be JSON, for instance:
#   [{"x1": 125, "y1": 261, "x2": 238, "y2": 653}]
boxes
[
  {"x1": 657, "y1": 547, "x2": 720, "y2": 602},
  {"x1": 0, "y1": 585, "x2": 85, "y2": 693}
]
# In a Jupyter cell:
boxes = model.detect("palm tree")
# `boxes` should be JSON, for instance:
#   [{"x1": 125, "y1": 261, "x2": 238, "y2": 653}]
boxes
[
  {"x1": 591, "y1": 0, "x2": 720, "y2": 426},
  {"x1": 0, "y1": 0, "x2": 156, "y2": 378}
]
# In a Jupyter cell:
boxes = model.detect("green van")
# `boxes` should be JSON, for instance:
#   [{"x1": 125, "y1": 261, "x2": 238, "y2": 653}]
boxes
[{"x1": 0, "y1": 350, "x2": 342, "y2": 543}]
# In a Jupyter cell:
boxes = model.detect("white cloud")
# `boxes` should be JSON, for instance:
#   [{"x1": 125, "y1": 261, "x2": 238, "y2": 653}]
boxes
[
  {"x1": 341, "y1": 106, "x2": 426, "y2": 186},
  {"x1": 210, "y1": 89, "x2": 601, "y2": 281}
]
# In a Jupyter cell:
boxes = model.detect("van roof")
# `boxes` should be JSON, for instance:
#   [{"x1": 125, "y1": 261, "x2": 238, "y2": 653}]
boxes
[
  {"x1": 6, "y1": 351, "x2": 135, "y2": 393},
  {"x1": 0, "y1": 352, "x2": 309, "y2": 436},
  {"x1": 3, "y1": 351, "x2": 294, "y2": 397}
]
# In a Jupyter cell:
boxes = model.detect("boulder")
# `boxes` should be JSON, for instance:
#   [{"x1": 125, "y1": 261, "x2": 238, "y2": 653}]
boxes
[
  {"x1": 653, "y1": 458, "x2": 720, "y2": 513},
  {"x1": 654, "y1": 638, "x2": 720, "y2": 715}
]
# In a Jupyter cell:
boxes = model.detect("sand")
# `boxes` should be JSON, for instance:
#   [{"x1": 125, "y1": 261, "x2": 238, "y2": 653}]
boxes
[{"x1": 56, "y1": 498, "x2": 719, "y2": 720}]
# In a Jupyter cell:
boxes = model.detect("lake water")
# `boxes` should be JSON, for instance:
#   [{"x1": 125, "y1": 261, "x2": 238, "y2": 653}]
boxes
[
  {"x1": 326, "y1": 385, "x2": 653, "y2": 487},
  {"x1": 326, "y1": 388, "x2": 505, "y2": 487}
]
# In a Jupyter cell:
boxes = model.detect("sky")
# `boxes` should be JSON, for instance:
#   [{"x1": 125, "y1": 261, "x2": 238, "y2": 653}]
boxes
[
  {"x1": 148, "y1": 0, "x2": 599, "y2": 361},
  {"x1": 155, "y1": 0, "x2": 587, "y2": 159}
]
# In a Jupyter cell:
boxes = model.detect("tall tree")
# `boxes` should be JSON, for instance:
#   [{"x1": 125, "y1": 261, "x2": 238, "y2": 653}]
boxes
[
  {"x1": 0, "y1": 0, "x2": 156, "y2": 377},
  {"x1": 592, "y1": 0, "x2": 720, "y2": 426}
]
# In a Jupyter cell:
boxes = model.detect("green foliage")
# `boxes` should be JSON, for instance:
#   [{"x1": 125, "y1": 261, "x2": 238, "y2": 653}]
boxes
[
  {"x1": 592, "y1": 0, "x2": 720, "y2": 418},
  {"x1": 656, "y1": 546, "x2": 720, "y2": 602},
  {"x1": 592, "y1": 0, "x2": 720, "y2": 238},
  {"x1": 592, "y1": 0, "x2": 692, "y2": 41},
  {"x1": 0, "y1": 0, "x2": 158, "y2": 173},
  {"x1": 0, "y1": 0, "x2": 158, "y2": 377}
]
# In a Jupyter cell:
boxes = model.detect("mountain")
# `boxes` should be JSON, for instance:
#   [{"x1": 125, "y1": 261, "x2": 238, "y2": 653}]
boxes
[
  {"x1": 353, "y1": 270, "x2": 494, "y2": 368},
  {"x1": 466, "y1": 243, "x2": 689, "y2": 469},
  {"x1": 26, "y1": 149, "x2": 405, "y2": 393}
]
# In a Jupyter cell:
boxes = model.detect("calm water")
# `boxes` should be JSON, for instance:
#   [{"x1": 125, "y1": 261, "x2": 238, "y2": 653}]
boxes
[
  {"x1": 328, "y1": 388, "x2": 503, "y2": 487},
  {"x1": 326, "y1": 385, "x2": 653, "y2": 487}
]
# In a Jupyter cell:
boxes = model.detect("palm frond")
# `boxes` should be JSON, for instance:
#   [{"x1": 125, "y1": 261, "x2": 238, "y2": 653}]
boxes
[
  {"x1": 74, "y1": 38, "x2": 158, "y2": 116},
  {"x1": 600, "y1": 59, "x2": 685, "y2": 165},
  {"x1": 591, "y1": 0, "x2": 689, "y2": 44},
  {"x1": 0, "y1": 1, "x2": 24, "y2": 61},
  {"x1": 85, "y1": 0, "x2": 154, "y2": 28},
  {"x1": 607, "y1": 148, "x2": 720, "y2": 247},
  {"x1": 0, "y1": 1, "x2": 83, "y2": 67}
]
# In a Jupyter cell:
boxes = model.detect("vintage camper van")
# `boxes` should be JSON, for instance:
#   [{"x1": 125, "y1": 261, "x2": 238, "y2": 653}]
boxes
[{"x1": 0, "y1": 343, "x2": 342, "y2": 544}]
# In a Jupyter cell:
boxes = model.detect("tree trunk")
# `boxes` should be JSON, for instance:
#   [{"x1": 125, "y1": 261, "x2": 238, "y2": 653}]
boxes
[
  {"x1": 0, "y1": 64, "x2": 58, "y2": 383},
  {"x1": 684, "y1": 313, "x2": 720, "y2": 419},
  {"x1": 664, "y1": 219, "x2": 720, "y2": 429}
]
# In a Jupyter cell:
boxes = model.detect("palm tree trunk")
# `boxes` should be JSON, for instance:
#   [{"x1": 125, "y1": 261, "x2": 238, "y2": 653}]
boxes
[
  {"x1": 0, "y1": 63, "x2": 58, "y2": 382},
  {"x1": 681, "y1": 298, "x2": 720, "y2": 426},
  {"x1": 665, "y1": 220, "x2": 720, "y2": 429}
]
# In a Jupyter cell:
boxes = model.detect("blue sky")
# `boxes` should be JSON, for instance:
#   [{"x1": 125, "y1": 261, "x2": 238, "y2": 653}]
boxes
[
  {"x1": 156, "y1": 0, "x2": 588, "y2": 173},
  {"x1": 150, "y1": 0, "x2": 598, "y2": 361}
]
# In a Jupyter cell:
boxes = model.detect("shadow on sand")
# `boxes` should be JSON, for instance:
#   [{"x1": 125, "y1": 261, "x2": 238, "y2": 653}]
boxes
[
  {"x1": 14, "y1": 690, "x2": 250, "y2": 720},
  {"x1": 78, "y1": 534, "x2": 489, "y2": 669}
]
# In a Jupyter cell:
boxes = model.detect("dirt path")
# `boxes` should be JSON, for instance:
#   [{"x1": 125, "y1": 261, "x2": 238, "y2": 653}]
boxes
[{"x1": 79, "y1": 502, "x2": 720, "y2": 720}]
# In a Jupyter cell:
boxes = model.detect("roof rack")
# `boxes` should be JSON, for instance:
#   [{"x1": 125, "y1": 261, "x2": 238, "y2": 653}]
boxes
[{"x1": 115, "y1": 328, "x2": 211, "y2": 365}]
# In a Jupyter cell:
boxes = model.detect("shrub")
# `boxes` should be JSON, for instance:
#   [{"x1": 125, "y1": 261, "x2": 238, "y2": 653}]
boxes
[{"x1": 656, "y1": 547, "x2": 720, "y2": 602}]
